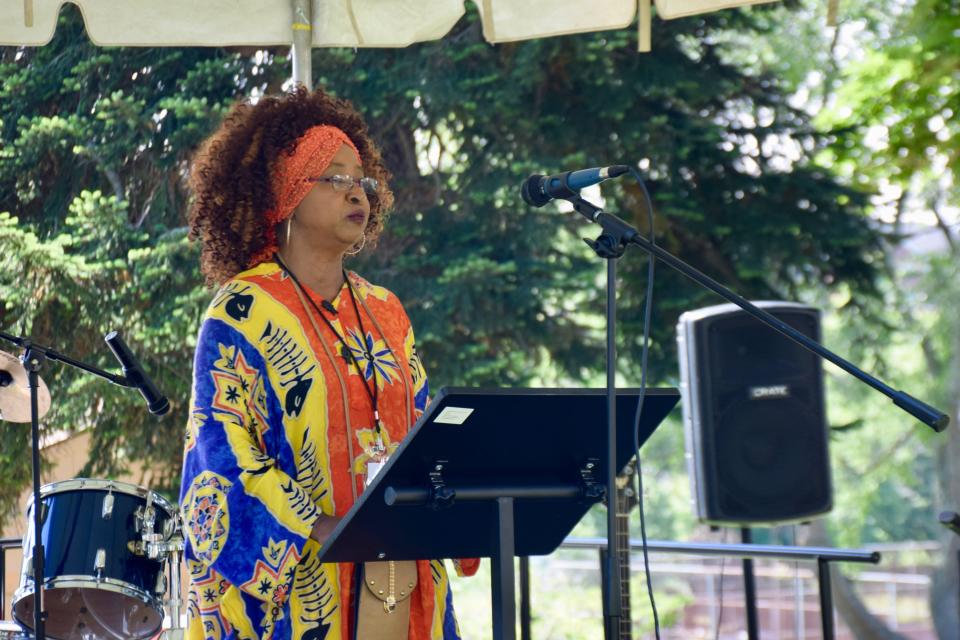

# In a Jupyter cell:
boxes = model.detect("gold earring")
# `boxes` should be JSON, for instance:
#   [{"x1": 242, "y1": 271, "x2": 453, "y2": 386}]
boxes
[
  {"x1": 345, "y1": 234, "x2": 367, "y2": 256},
  {"x1": 285, "y1": 218, "x2": 292, "y2": 246}
]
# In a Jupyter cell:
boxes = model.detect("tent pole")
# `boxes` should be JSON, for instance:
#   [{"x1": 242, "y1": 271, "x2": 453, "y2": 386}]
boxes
[{"x1": 291, "y1": 0, "x2": 313, "y2": 89}]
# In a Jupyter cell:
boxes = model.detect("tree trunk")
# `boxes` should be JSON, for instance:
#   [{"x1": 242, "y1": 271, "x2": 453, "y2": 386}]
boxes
[
  {"x1": 930, "y1": 535, "x2": 960, "y2": 640},
  {"x1": 930, "y1": 312, "x2": 960, "y2": 640}
]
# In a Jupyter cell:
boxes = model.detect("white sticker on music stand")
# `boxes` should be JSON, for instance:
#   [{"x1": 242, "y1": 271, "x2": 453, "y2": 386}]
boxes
[
  {"x1": 434, "y1": 406, "x2": 474, "y2": 425},
  {"x1": 366, "y1": 459, "x2": 387, "y2": 487}
]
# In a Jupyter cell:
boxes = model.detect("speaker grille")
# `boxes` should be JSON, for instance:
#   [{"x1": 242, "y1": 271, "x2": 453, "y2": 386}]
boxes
[{"x1": 678, "y1": 302, "x2": 833, "y2": 524}]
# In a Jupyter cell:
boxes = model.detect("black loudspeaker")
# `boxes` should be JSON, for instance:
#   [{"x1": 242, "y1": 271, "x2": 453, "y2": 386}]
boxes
[{"x1": 677, "y1": 302, "x2": 833, "y2": 525}]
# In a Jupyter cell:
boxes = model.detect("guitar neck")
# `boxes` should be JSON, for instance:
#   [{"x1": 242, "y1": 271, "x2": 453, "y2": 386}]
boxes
[{"x1": 615, "y1": 480, "x2": 633, "y2": 640}]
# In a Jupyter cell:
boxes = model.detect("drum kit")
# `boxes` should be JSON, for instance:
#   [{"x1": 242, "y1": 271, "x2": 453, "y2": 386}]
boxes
[{"x1": 0, "y1": 340, "x2": 184, "y2": 640}]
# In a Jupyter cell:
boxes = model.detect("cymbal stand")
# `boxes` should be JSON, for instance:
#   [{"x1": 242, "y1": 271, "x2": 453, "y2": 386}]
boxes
[
  {"x1": 22, "y1": 345, "x2": 47, "y2": 640},
  {"x1": 161, "y1": 532, "x2": 186, "y2": 640}
]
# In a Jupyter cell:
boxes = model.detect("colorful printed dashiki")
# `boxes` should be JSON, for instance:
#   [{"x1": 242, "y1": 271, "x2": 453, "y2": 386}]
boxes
[{"x1": 179, "y1": 262, "x2": 479, "y2": 639}]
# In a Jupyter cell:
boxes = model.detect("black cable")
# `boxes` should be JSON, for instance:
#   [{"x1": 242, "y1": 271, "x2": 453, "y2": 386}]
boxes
[{"x1": 627, "y1": 165, "x2": 660, "y2": 639}]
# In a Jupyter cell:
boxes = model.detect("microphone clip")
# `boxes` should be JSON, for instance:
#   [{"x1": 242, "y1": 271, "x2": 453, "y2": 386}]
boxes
[
  {"x1": 571, "y1": 195, "x2": 627, "y2": 260},
  {"x1": 583, "y1": 235, "x2": 626, "y2": 260}
]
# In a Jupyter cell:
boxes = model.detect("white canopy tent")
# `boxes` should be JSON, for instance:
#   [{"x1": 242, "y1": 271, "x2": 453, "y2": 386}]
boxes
[{"x1": 1, "y1": 0, "x2": 780, "y2": 84}]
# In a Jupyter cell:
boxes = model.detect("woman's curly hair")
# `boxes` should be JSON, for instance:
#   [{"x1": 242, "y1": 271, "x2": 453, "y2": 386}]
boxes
[{"x1": 188, "y1": 86, "x2": 394, "y2": 286}]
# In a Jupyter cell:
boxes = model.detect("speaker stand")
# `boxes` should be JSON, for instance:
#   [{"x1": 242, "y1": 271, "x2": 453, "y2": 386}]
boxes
[{"x1": 741, "y1": 527, "x2": 760, "y2": 640}]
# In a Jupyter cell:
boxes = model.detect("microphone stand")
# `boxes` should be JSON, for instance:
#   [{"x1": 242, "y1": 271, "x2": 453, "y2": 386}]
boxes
[
  {"x1": 0, "y1": 329, "x2": 139, "y2": 640},
  {"x1": 565, "y1": 194, "x2": 950, "y2": 640},
  {"x1": 581, "y1": 211, "x2": 629, "y2": 640}
]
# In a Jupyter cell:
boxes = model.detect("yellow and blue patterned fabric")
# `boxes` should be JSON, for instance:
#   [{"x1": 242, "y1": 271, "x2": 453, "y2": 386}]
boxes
[{"x1": 180, "y1": 262, "x2": 479, "y2": 640}]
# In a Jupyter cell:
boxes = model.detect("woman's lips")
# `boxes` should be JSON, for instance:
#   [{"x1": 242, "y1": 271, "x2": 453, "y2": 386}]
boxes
[{"x1": 347, "y1": 210, "x2": 367, "y2": 224}]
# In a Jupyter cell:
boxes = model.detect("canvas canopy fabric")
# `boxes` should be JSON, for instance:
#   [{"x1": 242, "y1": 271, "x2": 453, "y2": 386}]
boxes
[{"x1": 1, "y1": 0, "x2": 779, "y2": 48}]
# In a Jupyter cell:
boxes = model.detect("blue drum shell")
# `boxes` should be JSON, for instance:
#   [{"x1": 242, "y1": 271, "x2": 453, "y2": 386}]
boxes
[{"x1": 25, "y1": 486, "x2": 170, "y2": 592}]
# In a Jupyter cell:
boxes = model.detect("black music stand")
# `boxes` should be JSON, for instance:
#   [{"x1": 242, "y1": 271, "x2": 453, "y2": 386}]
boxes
[{"x1": 317, "y1": 386, "x2": 680, "y2": 640}]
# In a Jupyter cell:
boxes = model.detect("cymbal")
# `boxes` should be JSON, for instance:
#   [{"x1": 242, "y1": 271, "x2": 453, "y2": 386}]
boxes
[{"x1": 0, "y1": 351, "x2": 51, "y2": 423}]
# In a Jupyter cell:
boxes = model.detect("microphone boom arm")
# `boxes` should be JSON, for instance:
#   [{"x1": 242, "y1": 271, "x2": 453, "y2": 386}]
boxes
[
  {"x1": 569, "y1": 196, "x2": 950, "y2": 433},
  {"x1": 0, "y1": 330, "x2": 136, "y2": 389}
]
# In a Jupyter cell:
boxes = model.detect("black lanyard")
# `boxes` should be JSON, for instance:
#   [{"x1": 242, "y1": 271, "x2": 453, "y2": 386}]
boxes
[{"x1": 274, "y1": 253, "x2": 384, "y2": 436}]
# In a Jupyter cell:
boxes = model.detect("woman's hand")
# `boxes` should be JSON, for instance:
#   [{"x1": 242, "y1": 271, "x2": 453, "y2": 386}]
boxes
[{"x1": 310, "y1": 514, "x2": 343, "y2": 546}]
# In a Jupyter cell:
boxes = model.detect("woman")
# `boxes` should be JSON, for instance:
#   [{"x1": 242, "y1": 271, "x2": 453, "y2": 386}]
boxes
[{"x1": 180, "y1": 86, "x2": 478, "y2": 640}]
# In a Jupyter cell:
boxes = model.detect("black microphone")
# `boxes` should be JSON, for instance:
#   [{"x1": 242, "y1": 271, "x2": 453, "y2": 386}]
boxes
[
  {"x1": 521, "y1": 165, "x2": 631, "y2": 207},
  {"x1": 104, "y1": 331, "x2": 170, "y2": 416}
]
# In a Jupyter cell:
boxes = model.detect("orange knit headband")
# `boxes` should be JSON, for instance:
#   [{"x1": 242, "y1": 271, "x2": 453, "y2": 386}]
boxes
[{"x1": 248, "y1": 125, "x2": 361, "y2": 267}]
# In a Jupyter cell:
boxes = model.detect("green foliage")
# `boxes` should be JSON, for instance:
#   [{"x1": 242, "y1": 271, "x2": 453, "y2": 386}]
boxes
[
  {"x1": 337, "y1": 7, "x2": 884, "y2": 390},
  {"x1": 788, "y1": 0, "x2": 960, "y2": 553},
  {"x1": 0, "y1": 5, "x2": 240, "y2": 516},
  {"x1": 0, "y1": 4, "x2": 884, "y2": 531},
  {"x1": 819, "y1": 0, "x2": 959, "y2": 188},
  {"x1": 801, "y1": 247, "x2": 956, "y2": 609}
]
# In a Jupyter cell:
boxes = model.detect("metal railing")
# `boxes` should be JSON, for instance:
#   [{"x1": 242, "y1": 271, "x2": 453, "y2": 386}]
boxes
[
  {"x1": 1, "y1": 535, "x2": 881, "y2": 639},
  {"x1": 533, "y1": 537, "x2": 882, "y2": 640}
]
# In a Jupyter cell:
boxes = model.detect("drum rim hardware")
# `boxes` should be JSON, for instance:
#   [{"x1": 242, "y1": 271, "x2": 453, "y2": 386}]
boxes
[
  {"x1": 94, "y1": 548, "x2": 106, "y2": 580},
  {"x1": 33, "y1": 477, "x2": 177, "y2": 513},
  {"x1": 101, "y1": 491, "x2": 114, "y2": 519},
  {"x1": 14, "y1": 574, "x2": 161, "y2": 608}
]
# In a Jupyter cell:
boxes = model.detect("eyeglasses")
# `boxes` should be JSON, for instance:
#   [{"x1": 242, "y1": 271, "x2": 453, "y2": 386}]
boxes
[{"x1": 308, "y1": 174, "x2": 379, "y2": 195}]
